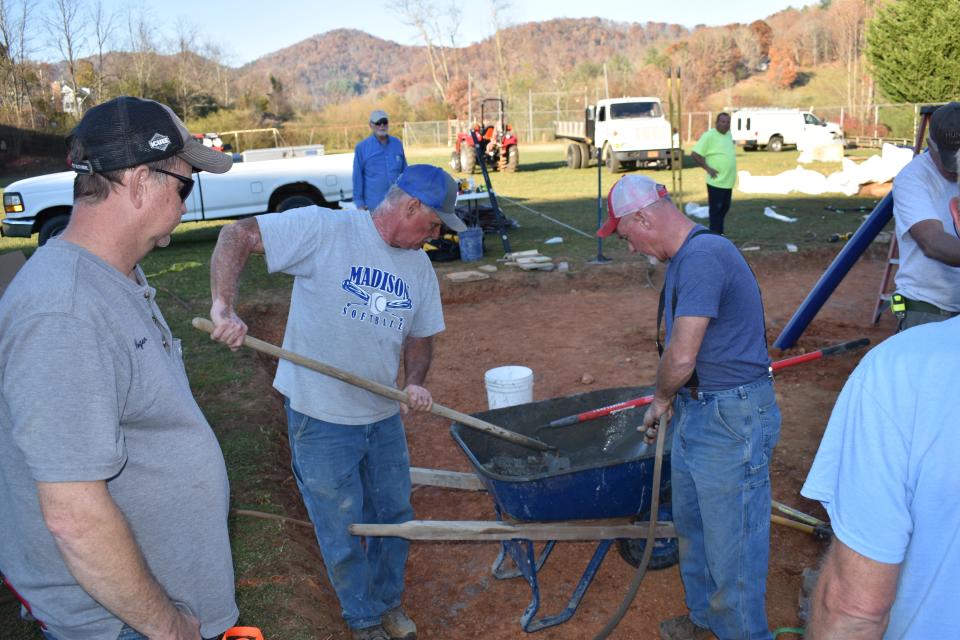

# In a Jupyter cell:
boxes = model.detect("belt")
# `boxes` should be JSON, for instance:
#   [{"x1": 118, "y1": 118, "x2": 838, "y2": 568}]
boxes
[
  {"x1": 901, "y1": 297, "x2": 960, "y2": 317},
  {"x1": 684, "y1": 370, "x2": 774, "y2": 401}
]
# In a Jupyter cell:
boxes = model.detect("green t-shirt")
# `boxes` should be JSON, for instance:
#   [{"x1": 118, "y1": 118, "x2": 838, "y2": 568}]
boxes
[{"x1": 693, "y1": 128, "x2": 737, "y2": 189}]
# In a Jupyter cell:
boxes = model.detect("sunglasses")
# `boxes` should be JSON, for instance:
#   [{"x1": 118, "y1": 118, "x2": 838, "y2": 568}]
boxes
[
  {"x1": 372, "y1": 119, "x2": 389, "y2": 126},
  {"x1": 152, "y1": 168, "x2": 195, "y2": 202}
]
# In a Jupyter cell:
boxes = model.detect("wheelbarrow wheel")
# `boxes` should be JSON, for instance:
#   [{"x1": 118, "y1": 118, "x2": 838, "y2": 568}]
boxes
[{"x1": 616, "y1": 502, "x2": 679, "y2": 571}]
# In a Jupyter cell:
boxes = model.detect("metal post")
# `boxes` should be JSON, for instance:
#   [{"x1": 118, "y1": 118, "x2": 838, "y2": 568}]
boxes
[
  {"x1": 588, "y1": 145, "x2": 612, "y2": 265},
  {"x1": 676, "y1": 67, "x2": 684, "y2": 211},
  {"x1": 528, "y1": 89, "x2": 533, "y2": 145},
  {"x1": 468, "y1": 75, "x2": 473, "y2": 126}
]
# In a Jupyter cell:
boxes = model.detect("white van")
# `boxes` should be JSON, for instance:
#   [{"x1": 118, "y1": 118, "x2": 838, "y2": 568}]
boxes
[{"x1": 730, "y1": 108, "x2": 843, "y2": 151}]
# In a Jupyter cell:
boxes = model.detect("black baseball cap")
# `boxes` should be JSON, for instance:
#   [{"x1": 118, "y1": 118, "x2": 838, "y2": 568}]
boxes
[
  {"x1": 929, "y1": 102, "x2": 960, "y2": 173},
  {"x1": 67, "y1": 96, "x2": 232, "y2": 175}
]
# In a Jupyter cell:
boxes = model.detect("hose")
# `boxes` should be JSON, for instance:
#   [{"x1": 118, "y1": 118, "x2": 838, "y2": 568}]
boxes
[{"x1": 592, "y1": 416, "x2": 668, "y2": 639}]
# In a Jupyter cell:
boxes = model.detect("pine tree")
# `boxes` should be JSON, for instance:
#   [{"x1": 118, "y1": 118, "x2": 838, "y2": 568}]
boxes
[{"x1": 865, "y1": 0, "x2": 960, "y2": 103}]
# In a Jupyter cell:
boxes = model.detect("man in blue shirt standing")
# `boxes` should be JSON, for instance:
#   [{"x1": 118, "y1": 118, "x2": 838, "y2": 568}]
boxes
[
  {"x1": 353, "y1": 109, "x2": 408, "y2": 211},
  {"x1": 598, "y1": 175, "x2": 780, "y2": 640}
]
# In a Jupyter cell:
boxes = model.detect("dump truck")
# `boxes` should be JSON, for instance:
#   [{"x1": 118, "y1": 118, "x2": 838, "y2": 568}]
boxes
[{"x1": 554, "y1": 97, "x2": 677, "y2": 173}]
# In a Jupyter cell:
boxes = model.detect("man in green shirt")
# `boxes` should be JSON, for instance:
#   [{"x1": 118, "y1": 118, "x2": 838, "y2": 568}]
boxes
[{"x1": 692, "y1": 112, "x2": 736, "y2": 235}]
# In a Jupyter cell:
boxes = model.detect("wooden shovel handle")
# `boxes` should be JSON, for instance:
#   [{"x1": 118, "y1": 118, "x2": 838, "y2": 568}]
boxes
[{"x1": 191, "y1": 317, "x2": 556, "y2": 452}]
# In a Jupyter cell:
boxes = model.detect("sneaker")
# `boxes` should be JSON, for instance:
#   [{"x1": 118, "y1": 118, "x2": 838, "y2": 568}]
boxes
[
  {"x1": 659, "y1": 614, "x2": 716, "y2": 640},
  {"x1": 381, "y1": 607, "x2": 417, "y2": 640},
  {"x1": 351, "y1": 625, "x2": 390, "y2": 640}
]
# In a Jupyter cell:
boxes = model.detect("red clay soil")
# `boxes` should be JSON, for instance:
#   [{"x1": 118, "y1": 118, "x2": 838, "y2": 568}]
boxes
[{"x1": 246, "y1": 247, "x2": 894, "y2": 639}]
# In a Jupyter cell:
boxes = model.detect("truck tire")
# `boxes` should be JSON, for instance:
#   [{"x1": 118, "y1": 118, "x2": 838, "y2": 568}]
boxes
[
  {"x1": 768, "y1": 135, "x2": 784, "y2": 152},
  {"x1": 461, "y1": 145, "x2": 477, "y2": 174},
  {"x1": 505, "y1": 145, "x2": 519, "y2": 172},
  {"x1": 450, "y1": 150, "x2": 462, "y2": 173},
  {"x1": 566, "y1": 143, "x2": 581, "y2": 169},
  {"x1": 604, "y1": 145, "x2": 621, "y2": 173},
  {"x1": 38, "y1": 213, "x2": 70, "y2": 246},
  {"x1": 276, "y1": 194, "x2": 316, "y2": 212},
  {"x1": 578, "y1": 143, "x2": 592, "y2": 169}
]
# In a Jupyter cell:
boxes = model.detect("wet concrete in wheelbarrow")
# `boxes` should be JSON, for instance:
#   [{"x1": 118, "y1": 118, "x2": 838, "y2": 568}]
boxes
[{"x1": 243, "y1": 248, "x2": 894, "y2": 639}]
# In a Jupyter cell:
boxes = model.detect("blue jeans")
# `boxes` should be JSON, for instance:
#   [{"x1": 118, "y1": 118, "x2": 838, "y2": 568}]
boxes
[
  {"x1": 670, "y1": 376, "x2": 780, "y2": 640},
  {"x1": 284, "y1": 400, "x2": 414, "y2": 630}
]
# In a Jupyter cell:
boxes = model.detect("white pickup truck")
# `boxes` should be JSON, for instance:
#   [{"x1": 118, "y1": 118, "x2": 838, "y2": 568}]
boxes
[
  {"x1": 1, "y1": 152, "x2": 354, "y2": 244},
  {"x1": 555, "y1": 97, "x2": 678, "y2": 173}
]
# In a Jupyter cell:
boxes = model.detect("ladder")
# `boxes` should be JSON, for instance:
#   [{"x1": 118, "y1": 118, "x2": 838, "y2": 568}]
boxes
[{"x1": 871, "y1": 106, "x2": 938, "y2": 324}]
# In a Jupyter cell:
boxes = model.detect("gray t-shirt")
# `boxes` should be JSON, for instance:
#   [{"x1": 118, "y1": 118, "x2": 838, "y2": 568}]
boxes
[
  {"x1": 257, "y1": 207, "x2": 445, "y2": 424},
  {"x1": 0, "y1": 240, "x2": 238, "y2": 640}
]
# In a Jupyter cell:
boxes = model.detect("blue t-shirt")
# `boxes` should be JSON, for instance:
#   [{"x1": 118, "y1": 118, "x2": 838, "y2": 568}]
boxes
[
  {"x1": 352, "y1": 134, "x2": 407, "y2": 210},
  {"x1": 663, "y1": 226, "x2": 769, "y2": 390},
  {"x1": 802, "y1": 317, "x2": 960, "y2": 638}
]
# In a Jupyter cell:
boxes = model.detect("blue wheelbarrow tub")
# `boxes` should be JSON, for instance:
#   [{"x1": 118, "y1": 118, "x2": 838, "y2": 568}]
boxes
[{"x1": 450, "y1": 386, "x2": 672, "y2": 522}]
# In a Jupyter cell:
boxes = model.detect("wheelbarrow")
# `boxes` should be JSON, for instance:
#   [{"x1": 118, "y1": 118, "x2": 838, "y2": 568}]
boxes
[{"x1": 448, "y1": 385, "x2": 678, "y2": 633}]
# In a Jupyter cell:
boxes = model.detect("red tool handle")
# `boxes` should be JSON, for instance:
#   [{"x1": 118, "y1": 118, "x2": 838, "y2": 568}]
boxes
[
  {"x1": 223, "y1": 627, "x2": 264, "y2": 640},
  {"x1": 545, "y1": 338, "x2": 869, "y2": 428}
]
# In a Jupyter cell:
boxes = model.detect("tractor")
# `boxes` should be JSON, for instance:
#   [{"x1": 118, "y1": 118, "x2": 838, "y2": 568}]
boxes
[{"x1": 450, "y1": 98, "x2": 519, "y2": 174}]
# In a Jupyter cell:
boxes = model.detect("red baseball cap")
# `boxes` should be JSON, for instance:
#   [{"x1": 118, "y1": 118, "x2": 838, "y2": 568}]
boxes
[{"x1": 597, "y1": 175, "x2": 669, "y2": 238}]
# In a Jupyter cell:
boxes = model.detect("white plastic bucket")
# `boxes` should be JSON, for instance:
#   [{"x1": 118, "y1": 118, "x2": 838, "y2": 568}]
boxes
[{"x1": 484, "y1": 365, "x2": 534, "y2": 409}]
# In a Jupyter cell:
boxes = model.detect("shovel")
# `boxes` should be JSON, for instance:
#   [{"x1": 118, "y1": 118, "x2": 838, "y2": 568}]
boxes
[{"x1": 192, "y1": 317, "x2": 556, "y2": 452}]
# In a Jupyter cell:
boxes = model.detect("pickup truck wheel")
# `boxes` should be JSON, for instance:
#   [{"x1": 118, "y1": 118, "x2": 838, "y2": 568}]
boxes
[
  {"x1": 450, "y1": 150, "x2": 462, "y2": 172},
  {"x1": 506, "y1": 145, "x2": 519, "y2": 172},
  {"x1": 604, "y1": 145, "x2": 621, "y2": 173},
  {"x1": 38, "y1": 214, "x2": 70, "y2": 246},
  {"x1": 768, "y1": 135, "x2": 784, "y2": 152},
  {"x1": 460, "y1": 145, "x2": 476, "y2": 174},
  {"x1": 578, "y1": 143, "x2": 592, "y2": 169},
  {"x1": 566, "y1": 143, "x2": 581, "y2": 169},
  {"x1": 276, "y1": 194, "x2": 316, "y2": 212}
]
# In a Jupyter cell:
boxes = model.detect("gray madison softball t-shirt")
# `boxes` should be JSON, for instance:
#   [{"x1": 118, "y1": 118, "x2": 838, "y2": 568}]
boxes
[
  {"x1": 0, "y1": 239, "x2": 237, "y2": 640},
  {"x1": 257, "y1": 206, "x2": 445, "y2": 424}
]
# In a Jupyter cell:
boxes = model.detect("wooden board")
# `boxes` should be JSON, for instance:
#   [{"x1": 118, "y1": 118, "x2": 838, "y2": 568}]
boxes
[
  {"x1": 350, "y1": 519, "x2": 676, "y2": 541},
  {"x1": 410, "y1": 467, "x2": 485, "y2": 491}
]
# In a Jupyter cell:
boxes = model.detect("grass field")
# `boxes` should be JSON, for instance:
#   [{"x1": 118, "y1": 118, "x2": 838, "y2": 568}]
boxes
[{"x1": 0, "y1": 145, "x2": 888, "y2": 638}]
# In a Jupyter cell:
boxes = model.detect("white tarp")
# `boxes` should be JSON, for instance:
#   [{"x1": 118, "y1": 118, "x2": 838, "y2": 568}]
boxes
[{"x1": 737, "y1": 143, "x2": 914, "y2": 197}]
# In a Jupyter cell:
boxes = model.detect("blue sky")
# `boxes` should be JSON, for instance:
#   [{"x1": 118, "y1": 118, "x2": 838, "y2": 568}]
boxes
[{"x1": 42, "y1": 0, "x2": 817, "y2": 66}]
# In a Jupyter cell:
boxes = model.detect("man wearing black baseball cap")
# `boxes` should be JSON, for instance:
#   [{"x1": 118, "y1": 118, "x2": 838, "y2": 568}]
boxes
[
  {"x1": 0, "y1": 96, "x2": 238, "y2": 640},
  {"x1": 208, "y1": 164, "x2": 462, "y2": 640},
  {"x1": 890, "y1": 101, "x2": 960, "y2": 331}
]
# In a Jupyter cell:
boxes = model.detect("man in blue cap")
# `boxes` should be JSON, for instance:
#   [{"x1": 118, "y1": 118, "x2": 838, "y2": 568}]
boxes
[
  {"x1": 207, "y1": 165, "x2": 464, "y2": 640},
  {"x1": 353, "y1": 109, "x2": 408, "y2": 211}
]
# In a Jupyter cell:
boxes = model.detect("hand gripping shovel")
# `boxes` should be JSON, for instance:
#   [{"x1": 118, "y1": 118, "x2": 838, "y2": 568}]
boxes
[{"x1": 192, "y1": 318, "x2": 555, "y2": 453}]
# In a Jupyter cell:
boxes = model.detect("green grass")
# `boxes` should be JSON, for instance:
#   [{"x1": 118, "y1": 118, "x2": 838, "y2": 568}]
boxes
[{"x1": 0, "y1": 145, "x2": 888, "y2": 635}]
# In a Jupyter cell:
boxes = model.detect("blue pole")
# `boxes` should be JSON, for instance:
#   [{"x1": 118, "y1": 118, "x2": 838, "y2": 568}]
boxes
[
  {"x1": 590, "y1": 146, "x2": 611, "y2": 264},
  {"x1": 772, "y1": 192, "x2": 893, "y2": 349}
]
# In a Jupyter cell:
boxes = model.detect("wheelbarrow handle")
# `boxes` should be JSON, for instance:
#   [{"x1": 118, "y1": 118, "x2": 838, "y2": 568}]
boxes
[
  {"x1": 192, "y1": 318, "x2": 556, "y2": 452},
  {"x1": 543, "y1": 338, "x2": 871, "y2": 429}
]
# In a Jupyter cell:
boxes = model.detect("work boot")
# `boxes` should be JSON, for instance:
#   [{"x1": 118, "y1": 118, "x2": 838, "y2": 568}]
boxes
[
  {"x1": 351, "y1": 625, "x2": 390, "y2": 640},
  {"x1": 659, "y1": 614, "x2": 716, "y2": 640},
  {"x1": 381, "y1": 606, "x2": 417, "y2": 640}
]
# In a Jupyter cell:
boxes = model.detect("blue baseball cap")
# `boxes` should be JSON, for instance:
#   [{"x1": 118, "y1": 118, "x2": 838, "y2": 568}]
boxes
[{"x1": 395, "y1": 164, "x2": 466, "y2": 232}]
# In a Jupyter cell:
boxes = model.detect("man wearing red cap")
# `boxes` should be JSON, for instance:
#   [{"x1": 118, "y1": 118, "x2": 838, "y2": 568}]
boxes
[{"x1": 598, "y1": 175, "x2": 780, "y2": 640}]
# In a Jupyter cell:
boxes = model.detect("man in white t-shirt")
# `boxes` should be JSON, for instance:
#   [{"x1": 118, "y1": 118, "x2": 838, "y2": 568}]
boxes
[
  {"x1": 891, "y1": 102, "x2": 960, "y2": 331},
  {"x1": 207, "y1": 165, "x2": 465, "y2": 640},
  {"x1": 801, "y1": 313, "x2": 960, "y2": 637}
]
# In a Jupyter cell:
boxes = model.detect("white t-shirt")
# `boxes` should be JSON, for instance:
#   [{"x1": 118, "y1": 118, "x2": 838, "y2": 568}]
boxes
[
  {"x1": 257, "y1": 207, "x2": 444, "y2": 424},
  {"x1": 892, "y1": 151, "x2": 960, "y2": 310},
  {"x1": 801, "y1": 317, "x2": 960, "y2": 638}
]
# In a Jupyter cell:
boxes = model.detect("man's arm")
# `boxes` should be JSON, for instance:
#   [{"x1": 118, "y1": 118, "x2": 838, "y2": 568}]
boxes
[
  {"x1": 690, "y1": 151, "x2": 718, "y2": 179},
  {"x1": 642, "y1": 315, "x2": 709, "y2": 437},
  {"x1": 400, "y1": 335, "x2": 434, "y2": 412},
  {"x1": 38, "y1": 481, "x2": 200, "y2": 640},
  {"x1": 907, "y1": 219, "x2": 960, "y2": 266},
  {"x1": 352, "y1": 146, "x2": 365, "y2": 210},
  {"x1": 209, "y1": 217, "x2": 264, "y2": 350},
  {"x1": 806, "y1": 538, "x2": 900, "y2": 639}
]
